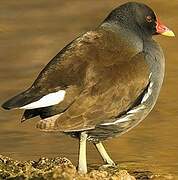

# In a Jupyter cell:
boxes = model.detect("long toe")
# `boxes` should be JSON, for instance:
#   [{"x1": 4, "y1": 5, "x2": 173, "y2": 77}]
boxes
[
  {"x1": 99, "y1": 163, "x2": 118, "y2": 171},
  {"x1": 105, "y1": 159, "x2": 116, "y2": 166}
]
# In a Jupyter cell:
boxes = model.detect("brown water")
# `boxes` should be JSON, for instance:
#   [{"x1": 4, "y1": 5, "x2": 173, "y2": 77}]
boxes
[{"x1": 0, "y1": 0, "x2": 177, "y2": 178}]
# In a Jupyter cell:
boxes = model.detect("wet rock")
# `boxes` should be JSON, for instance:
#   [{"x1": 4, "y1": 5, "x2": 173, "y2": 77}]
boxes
[{"x1": 0, "y1": 155, "x2": 173, "y2": 179}]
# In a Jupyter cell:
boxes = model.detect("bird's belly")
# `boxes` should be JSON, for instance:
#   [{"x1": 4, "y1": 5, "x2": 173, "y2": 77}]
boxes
[
  {"x1": 66, "y1": 80, "x2": 161, "y2": 142},
  {"x1": 86, "y1": 104, "x2": 149, "y2": 142},
  {"x1": 87, "y1": 82, "x2": 160, "y2": 142}
]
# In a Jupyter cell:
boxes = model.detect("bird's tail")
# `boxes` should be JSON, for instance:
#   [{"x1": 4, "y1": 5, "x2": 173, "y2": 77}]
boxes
[
  {"x1": 36, "y1": 114, "x2": 61, "y2": 132},
  {"x1": 1, "y1": 88, "x2": 41, "y2": 110}
]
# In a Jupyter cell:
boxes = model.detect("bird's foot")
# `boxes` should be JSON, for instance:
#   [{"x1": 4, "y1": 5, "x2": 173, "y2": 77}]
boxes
[
  {"x1": 99, "y1": 162, "x2": 118, "y2": 171},
  {"x1": 78, "y1": 165, "x2": 87, "y2": 174},
  {"x1": 104, "y1": 159, "x2": 116, "y2": 167}
]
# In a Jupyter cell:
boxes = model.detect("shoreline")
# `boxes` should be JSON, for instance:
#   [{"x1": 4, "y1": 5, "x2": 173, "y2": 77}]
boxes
[{"x1": 0, "y1": 155, "x2": 173, "y2": 179}]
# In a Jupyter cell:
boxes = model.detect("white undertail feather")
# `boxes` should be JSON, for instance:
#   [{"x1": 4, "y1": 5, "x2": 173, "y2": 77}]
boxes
[{"x1": 20, "y1": 90, "x2": 66, "y2": 109}]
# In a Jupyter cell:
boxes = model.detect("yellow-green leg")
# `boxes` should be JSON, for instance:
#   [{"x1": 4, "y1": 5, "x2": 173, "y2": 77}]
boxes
[
  {"x1": 95, "y1": 142, "x2": 115, "y2": 166},
  {"x1": 78, "y1": 132, "x2": 88, "y2": 173}
]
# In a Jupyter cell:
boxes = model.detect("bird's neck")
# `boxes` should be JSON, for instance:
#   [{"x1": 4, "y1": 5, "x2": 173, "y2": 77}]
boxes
[
  {"x1": 101, "y1": 20, "x2": 153, "y2": 41},
  {"x1": 100, "y1": 22, "x2": 144, "y2": 53}
]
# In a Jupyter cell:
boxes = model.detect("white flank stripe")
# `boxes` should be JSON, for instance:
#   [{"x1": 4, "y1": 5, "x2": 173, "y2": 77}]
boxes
[
  {"x1": 101, "y1": 76, "x2": 154, "y2": 126},
  {"x1": 20, "y1": 90, "x2": 66, "y2": 109},
  {"x1": 101, "y1": 105, "x2": 145, "y2": 126},
  {"x1": 102, "y1": 114, "x2": 134, "y2": 126},
  {"x1": 127, "y1": 105, "x2": 145, "y2": 114},
  {"x1": 141, "y1": 82, "x2": 153, "y2": 103},
  {"x1": 149, "y1": 72, "x2": 152, "y2": 79}
]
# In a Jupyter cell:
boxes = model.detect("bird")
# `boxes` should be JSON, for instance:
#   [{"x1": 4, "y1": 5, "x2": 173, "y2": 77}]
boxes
[{"x1": 1, "y1": 2, "x2": 174, "y2": 173}]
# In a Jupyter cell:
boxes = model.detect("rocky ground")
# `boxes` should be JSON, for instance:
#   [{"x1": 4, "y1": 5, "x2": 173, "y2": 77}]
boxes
[{"x1": 0, "y1": 155, "x2": 173, "y2": 180}]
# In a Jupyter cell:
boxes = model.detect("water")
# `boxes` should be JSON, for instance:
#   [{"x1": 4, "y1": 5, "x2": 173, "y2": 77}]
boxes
[{"x1": 0, "y1": 0, "x2": 177, "y2": 178}]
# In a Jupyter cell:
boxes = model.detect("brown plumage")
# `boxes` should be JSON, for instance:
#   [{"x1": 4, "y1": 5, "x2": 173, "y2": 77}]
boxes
[{"x1": 35, "y1": 28, "x2": 149, "y2": 132}]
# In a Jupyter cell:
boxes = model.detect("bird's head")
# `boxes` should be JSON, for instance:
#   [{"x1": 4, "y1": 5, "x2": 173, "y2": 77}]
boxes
[{"x1": 105, "y1": 2, "x2": 175, "y2": 38}]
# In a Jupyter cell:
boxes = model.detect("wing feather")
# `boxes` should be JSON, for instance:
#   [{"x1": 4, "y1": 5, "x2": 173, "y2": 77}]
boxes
[{"x1": 36, "y1": 51, "x2": 149, "y2": 132}]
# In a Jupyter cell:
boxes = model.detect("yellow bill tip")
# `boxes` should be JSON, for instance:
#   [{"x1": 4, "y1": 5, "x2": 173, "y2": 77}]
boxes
[{"x1": 161, "y1": 30, "x2": 175, "y2": 37}]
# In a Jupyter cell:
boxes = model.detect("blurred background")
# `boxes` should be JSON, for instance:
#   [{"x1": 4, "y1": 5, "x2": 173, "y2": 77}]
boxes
[{"x1": 0, "y1": 0, "x2": 177, "y2": 177}]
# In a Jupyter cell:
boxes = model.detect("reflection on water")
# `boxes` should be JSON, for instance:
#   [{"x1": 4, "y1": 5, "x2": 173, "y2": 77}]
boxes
[{"x1": 0, "y1": 0, "x2": 178, "y2": 178}]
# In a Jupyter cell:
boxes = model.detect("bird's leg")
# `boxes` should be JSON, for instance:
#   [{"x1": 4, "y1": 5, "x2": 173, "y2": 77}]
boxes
[
  {"x1": 94, "y1": 142, "x2": 115, "y2": 166},
  {"x1": 78, "y1": 131, "x2": 88, "y2": 173}
]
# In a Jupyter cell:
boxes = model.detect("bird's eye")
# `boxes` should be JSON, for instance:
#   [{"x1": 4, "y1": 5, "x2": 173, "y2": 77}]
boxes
[{"x1": 146, "y1": 15, "x2": 152, "y2": 23}]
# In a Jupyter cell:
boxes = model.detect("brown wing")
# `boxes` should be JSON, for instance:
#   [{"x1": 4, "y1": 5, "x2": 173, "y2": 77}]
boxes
[{"x1": 36, "y1": 27, "x2": 149, "y2": 132}]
